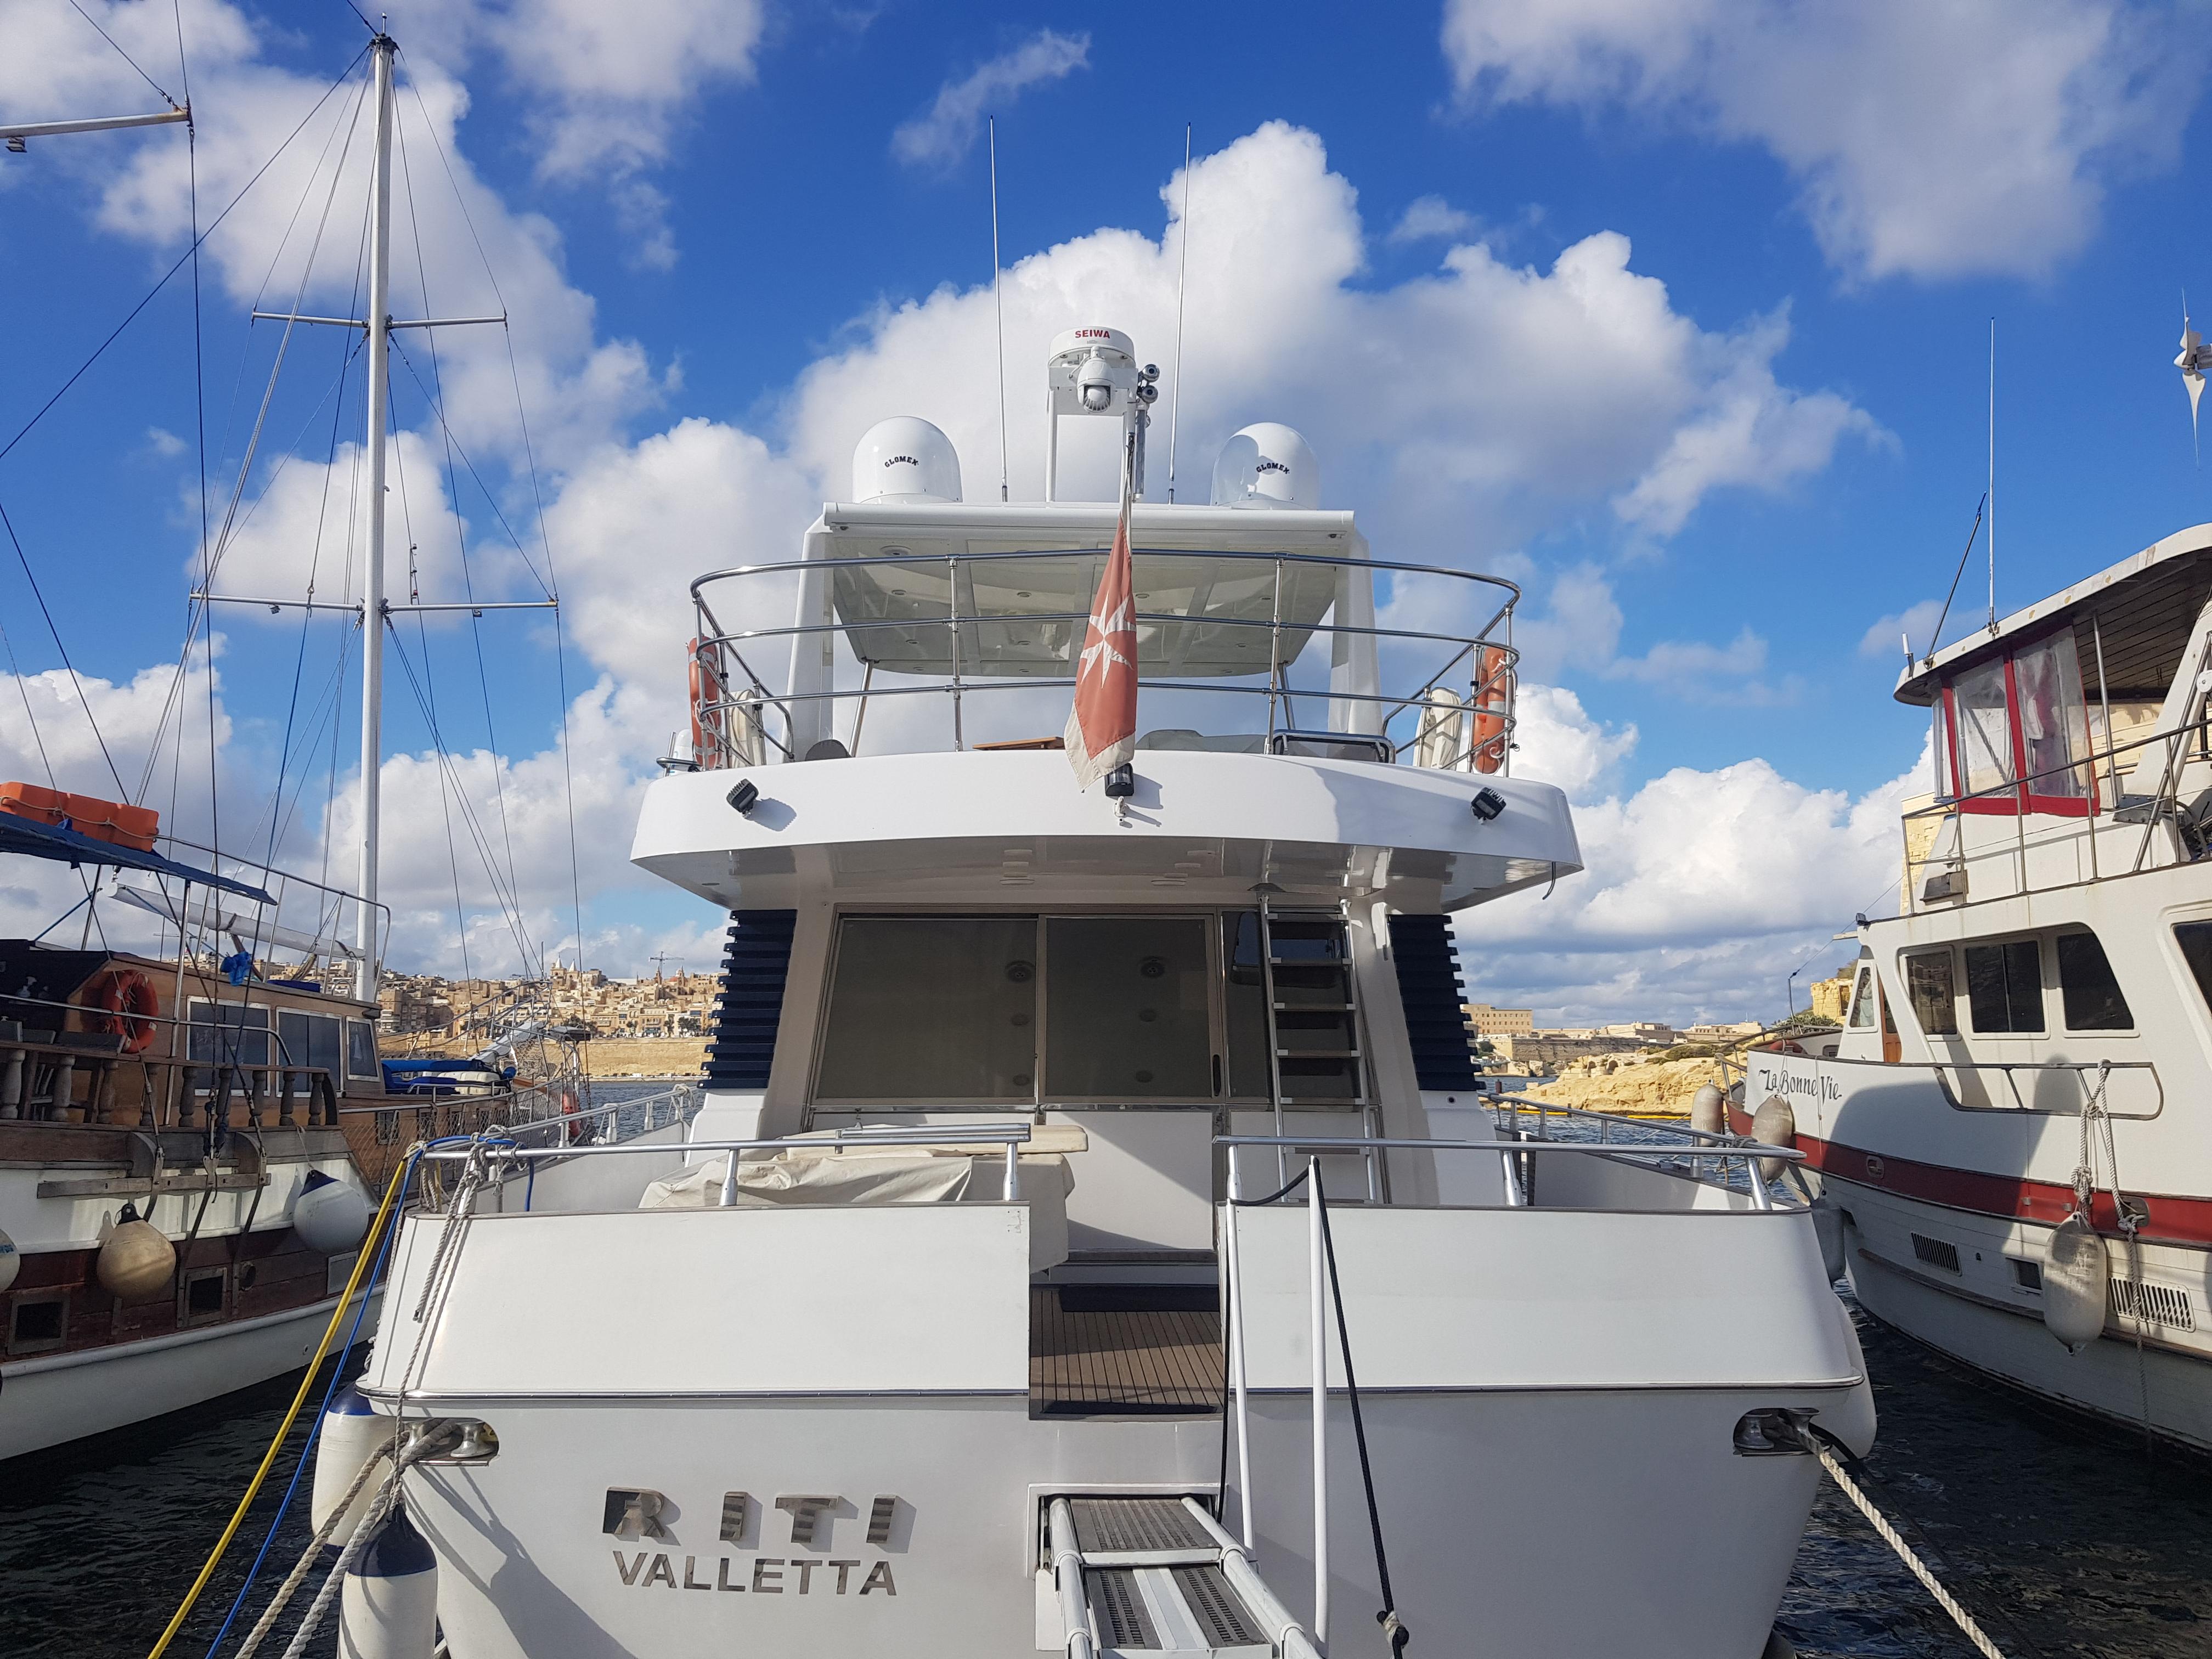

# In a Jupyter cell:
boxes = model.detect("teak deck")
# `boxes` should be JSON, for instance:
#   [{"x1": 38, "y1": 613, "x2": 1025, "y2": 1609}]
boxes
[{"x1": 1029, "y1": 1288, "x2": 1223, "y2": 1415}]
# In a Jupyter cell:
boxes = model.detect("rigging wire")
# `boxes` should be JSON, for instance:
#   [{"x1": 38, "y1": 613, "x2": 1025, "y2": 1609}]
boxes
[
  {"x1": 0, "y1": 497, "x2": 129, "y2": 795},
  {"x1": 397, "y1": 49, "x2": 590, "y2": 970},
  {"x1": 388, "y1": 386, "x2": 477, "y2": 988},
  {"x1": 382, "y1": 625, "x2": 544, "y2": 973},
  {"x1": 69, "y1": 0, "x2": 180, "y2": 108},
  {"x1": 394, "y1": 103, "x2": 528, "y2": 949},
  {"x1": 0, "y1": 46, "x2": 369, "y2": 469}
]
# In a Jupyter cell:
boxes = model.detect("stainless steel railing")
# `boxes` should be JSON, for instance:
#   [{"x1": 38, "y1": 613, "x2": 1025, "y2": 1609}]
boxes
[{"x1": 684, "y1": 547, "x2": 1521, "y2": 772}]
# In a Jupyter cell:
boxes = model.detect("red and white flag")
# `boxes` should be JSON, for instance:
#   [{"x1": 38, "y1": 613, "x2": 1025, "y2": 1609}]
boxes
[{"x1": 1064, "y1": 442, "x2": 1139, "y2": 789}]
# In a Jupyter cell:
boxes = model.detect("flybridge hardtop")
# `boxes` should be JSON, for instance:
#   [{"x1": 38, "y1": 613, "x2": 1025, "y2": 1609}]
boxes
[{"x1": 634, "y1": 326, "x2": 1581, "y2": 915}]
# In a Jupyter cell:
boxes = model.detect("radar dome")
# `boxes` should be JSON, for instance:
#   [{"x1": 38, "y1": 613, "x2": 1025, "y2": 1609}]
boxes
[
  {"x1": 851, "y1": 417, "x2": 962, "y2": 504},
  {"x1": 1211, "y1": 423, "x2": 1317, "y2": 509}
]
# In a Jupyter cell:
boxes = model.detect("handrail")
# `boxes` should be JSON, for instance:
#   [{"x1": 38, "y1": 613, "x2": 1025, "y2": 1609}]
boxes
[
  {"x1": 689, "y1": 543, "x2": 1525, "y2": 599},
  {"x1": 1891, "y1": 710, "x2": 2212, "y2": 915},
  {"x1": 684, "y1": 544, "x2": 1521, "y2": 774},
  {"x1": 1212, "y1": 1132, "x2": 1801, "y2": 1161}
]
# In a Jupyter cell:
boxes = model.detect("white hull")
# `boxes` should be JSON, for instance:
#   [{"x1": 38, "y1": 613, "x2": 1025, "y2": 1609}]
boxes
[
  {"x1": 0, "y1": 1289, "x2": 374, "y2": 1463},
  {"x1": 404, "y1": 1386, "x2": 1827, "y2": 1659},
  {"x1": 1828, "y1": 1175, "x2": 2212, "y2": 1451}
]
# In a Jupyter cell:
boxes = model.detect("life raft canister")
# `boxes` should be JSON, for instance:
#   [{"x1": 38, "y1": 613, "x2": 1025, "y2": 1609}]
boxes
[
  {"x1": 687, "y1": 637, "x2": 729, "y2": 769},
  {"x1": 1470, "y1": 645, "x2": 1513, "y2": 775},
  {"x1": 84, "y1": 968, "x2": 160, "y2": 1054}
]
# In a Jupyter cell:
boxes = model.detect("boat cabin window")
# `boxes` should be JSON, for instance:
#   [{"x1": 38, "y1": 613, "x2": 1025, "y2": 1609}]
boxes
[
  {"x1": 1936, "y1": 630, "x2": 2095, "y2": 816},
  {"x1": 187, "y1": 999, "x2": 270, "y2": 1066},
  {"x1": 1965, "y1": 940, "x2": 2044, "y2": 1034},
  {"x1": 346, "y1": 1018, "x2": 380, "y2": 1083},
  {"x1": 816, "y1": 918, "x2": 1040, "y2": 1101},
  {"x1": 1904, "y1": 952, "x2": 1958, "y2": 1036},
  {"x1": 1847, "y1": 966, "x2": 1878, "y2": 1028},
  {"x1": 2054, "y1": 931, "x2": 2131, "y2": 1031},
  {"x1": 1041, "y1": 917, "x2": 1212, "y2": 1099},
  {"x1": 276, "y1": 1009, "x2": 345, "y2": 1076},
  {"x1": 814, "y1": 912, "x2": 1274, "y2": 1106},
  {"x1": 2174, "y1": 922, "x2": 2212, "y2": 1017}
]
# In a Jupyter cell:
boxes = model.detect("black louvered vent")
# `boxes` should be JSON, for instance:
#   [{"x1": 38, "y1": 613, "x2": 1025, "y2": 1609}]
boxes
[
  {"x1": 703, "y1": 910, "x2": 797, "y2": 1090},
  {"x1": 1388, "y1": 913, "x2": 1481, "y2": 1091}
]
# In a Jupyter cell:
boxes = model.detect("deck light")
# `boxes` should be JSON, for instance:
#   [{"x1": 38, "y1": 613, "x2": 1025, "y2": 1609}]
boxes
[
  {"x1": 726, "y1": 780, "x2": 759, "y2": 816},
  {"x1": 1104, "y1": 764, "x2": 1135, "y2": 799},
  {"x1": 1470, "y1": 787, "x2": 1506, "y2": 822}
]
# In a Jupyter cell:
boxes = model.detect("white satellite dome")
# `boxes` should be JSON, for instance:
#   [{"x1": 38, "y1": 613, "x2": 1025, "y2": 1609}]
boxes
[
  {"x1": 851, "y1": 416, "x2": 962, "y2": 504},
  {"x1": 1210, "y1": 423, "x2": 1317, "y2": 509}
]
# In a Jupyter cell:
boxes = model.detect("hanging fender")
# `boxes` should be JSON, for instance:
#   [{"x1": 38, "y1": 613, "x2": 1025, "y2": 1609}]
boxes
[{"x1": 84, "y1": 968, "x2": 160, "y2": 1054}]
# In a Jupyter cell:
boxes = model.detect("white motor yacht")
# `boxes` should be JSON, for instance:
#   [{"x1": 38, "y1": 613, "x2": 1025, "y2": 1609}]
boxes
[
  {"x1": 335, "y1": 315, "x2": 1874, "y2": 1659},
  {"x1": 1737, "y1": 521, "x2": 2212, "y2": 1453}
]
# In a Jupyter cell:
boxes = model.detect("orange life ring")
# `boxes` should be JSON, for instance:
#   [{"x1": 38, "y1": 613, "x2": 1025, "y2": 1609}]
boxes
[
  {"x1": 1470, "y1": 645, "x2": 1513, "y2": 774},
  {"x1": 85, "y1": 968, "x2": 159, "y2": 1054},
  {"x1": 687, "y1": 637, "x2": 729, "y2": 769}
]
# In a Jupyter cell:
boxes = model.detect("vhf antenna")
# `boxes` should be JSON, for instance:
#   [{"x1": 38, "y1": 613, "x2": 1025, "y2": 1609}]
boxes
[
  {"x1": 989, "y1": 115, "x2": 1009, "y2": 503},
  {"x1": 1166, "y1": 123, "x2": 1192, "y2": 504},
  {"x1": 1987, "y1": 317, "x2": 1997, "y2": 632}
]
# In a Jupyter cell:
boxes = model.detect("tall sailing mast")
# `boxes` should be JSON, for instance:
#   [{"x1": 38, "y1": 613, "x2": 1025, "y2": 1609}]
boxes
[{"x1": 354, "y1": 35, "x2": 395, "y2": 1005}]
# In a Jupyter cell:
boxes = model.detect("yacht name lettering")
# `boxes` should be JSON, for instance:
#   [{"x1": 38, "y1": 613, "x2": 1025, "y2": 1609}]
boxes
[
  {"x1": 613, "y1": 1552, "x2": 895, "y2": 1596},
  {"x1": 1751, "y1": 1063, "x2": 1840, "y2": 1103}
]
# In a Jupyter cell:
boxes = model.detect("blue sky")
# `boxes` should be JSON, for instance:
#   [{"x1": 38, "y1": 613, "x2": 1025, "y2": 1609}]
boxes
[{"x1": 1, "y1": 0, "x2": 2207, "y2": 1020}]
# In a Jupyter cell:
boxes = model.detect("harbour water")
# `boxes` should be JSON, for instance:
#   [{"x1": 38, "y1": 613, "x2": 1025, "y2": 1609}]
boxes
[{"x1": 3, "y1": 1288, "x2": 2204, "y2": 1657}]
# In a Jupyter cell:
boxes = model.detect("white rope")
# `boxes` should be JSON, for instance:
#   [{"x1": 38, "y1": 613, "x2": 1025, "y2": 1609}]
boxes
[
  {"x1": 233, "y1": 1431, "x2": 393, "y2": 1659},
  {"x1": 1801, "y1": 1435, "x2": 2008, "y2": 1659},
  {"x1": 272, "y1": 1424, "x2": 458, "y2": 1659}
]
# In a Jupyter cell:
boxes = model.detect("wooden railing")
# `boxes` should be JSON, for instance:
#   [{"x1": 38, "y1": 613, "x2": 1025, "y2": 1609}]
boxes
[{"x1": 0, "y1": 1033, "x2": 340, "y2": 1130}]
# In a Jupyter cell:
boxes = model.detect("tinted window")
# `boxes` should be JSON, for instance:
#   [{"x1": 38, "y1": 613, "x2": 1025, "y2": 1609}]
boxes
[
  {"x1": 815, "y1": 917, "x2": 1038, "y2": 1101},
  {"x1": 277, "y1": 1009, "x2": 345, "y2": 1074},
  {"x1": 346, "y1": 1018, "x2": 380, "y2": 1081},
  {"x1": 188, "y1": 1001, "x2": 269, "y2": 1065},
  {"x1": 2175, "y1": 922, "x2": 2212, "y2": 1013},
  {"x1": 2055, "y1": 932, "x2": 2131, "y2": 1030},
  {"x1": 1905, "y1": 954, "x2": 1957, "y2": 1035},
  {"x1": 1043, "y1": 917, "x2": 1212, "y2": 1099},
  {"x1": 1222, "y1": 912, "x2": 1271, "y2": 1098},
  {"x1": 1965, "y1": 940, "x2": 2044, "y2": 1033}
]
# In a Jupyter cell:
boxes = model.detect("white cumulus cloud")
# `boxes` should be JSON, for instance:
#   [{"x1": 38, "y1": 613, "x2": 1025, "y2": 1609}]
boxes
[
  {"x1": 891, "y1": 30, "x2": 1091, "y2": 167},
  {"x1": 1441, "y1": 0, "x2": 2207, "y2": 283}
]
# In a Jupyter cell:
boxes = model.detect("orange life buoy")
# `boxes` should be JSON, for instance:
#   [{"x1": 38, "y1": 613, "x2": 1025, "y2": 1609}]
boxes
[
  {"x1": 687, "y1": 637, "x2": 729, "y2": 769},
  {"x1": 1470, "y1": 645, "x2": 1513, "y2": 774},
  {"x1": 84, "y1": 968, "x2": 159, "y2": 1054},
  {"x1": 561, "y1": 1087, "x2": 585, "y2": 1144}
]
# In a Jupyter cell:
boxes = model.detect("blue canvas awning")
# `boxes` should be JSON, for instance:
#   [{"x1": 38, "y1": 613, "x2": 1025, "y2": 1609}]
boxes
[{"x1": 0, "y1": 811, "x2": 275, "y2": 904}]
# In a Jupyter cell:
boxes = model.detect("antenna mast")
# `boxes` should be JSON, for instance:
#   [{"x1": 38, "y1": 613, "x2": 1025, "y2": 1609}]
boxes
[
  {"x1": 1166, "y1": 124, "x2": 1192, "y2": 504},
  {"x1": 1987, "y1": 317, "x2": 1996, "y2": 633},
  {"x1": 354, "y1": 33, "x2": 396, "y2": 1002},
  {"x1": 989, "y1": 116, "x2": 1008, "y2": 503}
]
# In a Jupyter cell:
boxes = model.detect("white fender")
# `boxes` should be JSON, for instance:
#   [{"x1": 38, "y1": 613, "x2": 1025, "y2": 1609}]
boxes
[
  {"x1": 2042, "y1": 1215, "x2": 2109, "y2": 1352},
  {"x1": 339, "y1": 1506, "x2": 438, "y2": 1659},
  {"x1": 97, "y1": 1209, "x2": 176, "y2": 1300},
  {"x1": 293, "y1": 1170, "x2": 372, "y2": 1255},
  {"x1": 312, "y1": 1383, "x2": 394, "y2": 1547},
  {"x1": 1749, "y1": 1095, "x2": 1797, "y2": 1183},
  {"x1": 0, "y1": 1227, "x2": 18, "y2": 1293},
  {"x1": 1688, "y1": 1082, "x2": 1725, "y2": 1138}
]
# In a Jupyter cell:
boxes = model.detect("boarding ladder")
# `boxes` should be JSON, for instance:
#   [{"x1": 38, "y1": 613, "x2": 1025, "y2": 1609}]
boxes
[
  {"x1": 1046, "y1": 1496, "x2": 1323, "y2": 1659},
  {"x1": 1256, "y1": 899, "x2": 1382, "y2": 1199}
]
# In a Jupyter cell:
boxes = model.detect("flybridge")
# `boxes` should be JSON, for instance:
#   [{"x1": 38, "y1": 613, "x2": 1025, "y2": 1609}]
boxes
[{"x1": 672, "y1": 323, "x2": 1524, "y2": 777}]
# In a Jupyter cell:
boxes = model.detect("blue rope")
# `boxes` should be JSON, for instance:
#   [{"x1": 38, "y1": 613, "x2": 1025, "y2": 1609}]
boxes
[{"x1": 198, "y1": 1136, "x2": 482, "y2": 1657}]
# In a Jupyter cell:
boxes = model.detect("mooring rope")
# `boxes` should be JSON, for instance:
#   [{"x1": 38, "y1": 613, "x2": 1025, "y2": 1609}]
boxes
[
  {"x1": 272, "y1": 1424, "x2": 459, "y2": 1659},
  {"x1": 1791, "y1": 1425, "x2": 2008, "y2": 1659},
  {"x1": 230, "y1": 1436, "x2": 392, "y2": 1659}
]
